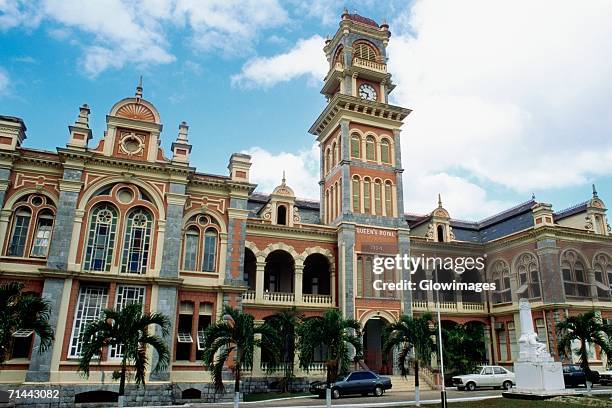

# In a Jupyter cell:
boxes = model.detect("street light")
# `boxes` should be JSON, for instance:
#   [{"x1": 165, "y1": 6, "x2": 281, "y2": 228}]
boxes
[{"x1": 434, "y1": 261, "x2": 448, "y2": 408}]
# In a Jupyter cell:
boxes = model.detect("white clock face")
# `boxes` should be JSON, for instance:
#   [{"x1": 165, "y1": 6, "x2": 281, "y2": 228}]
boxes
[{"x1": 359, "y1": 84, "x2": 377, "y2": 101}]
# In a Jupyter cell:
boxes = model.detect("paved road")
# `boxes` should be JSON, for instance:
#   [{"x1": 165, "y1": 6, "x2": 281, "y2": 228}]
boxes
[{"x1": 191, "y1": 385, "x2": 612, "y2": 408}]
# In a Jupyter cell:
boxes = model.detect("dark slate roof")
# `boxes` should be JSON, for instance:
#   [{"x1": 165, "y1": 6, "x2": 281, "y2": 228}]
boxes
[
  {"x1": 247, "y1": 193, "x2": 321, "y2": 224},
  {"x1": 553, "y1": 201, "x2": 588, "y2": 222},
  {"x1": 0, "y1": 115, "x2": 26, "y2": 131},
  {"x1": 347, "y1": 13, "x2": 379, "y2": 27}
]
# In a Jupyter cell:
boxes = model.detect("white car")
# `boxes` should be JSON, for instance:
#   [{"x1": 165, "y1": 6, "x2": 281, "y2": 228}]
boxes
[{"x1": 452, "y1": 366, "x2": 515, "y2": 391}]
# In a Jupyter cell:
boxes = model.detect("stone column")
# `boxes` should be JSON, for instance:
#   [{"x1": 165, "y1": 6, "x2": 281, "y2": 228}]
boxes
[
  {"x1": 331, "y1": 266, "x2": 337, "y2": 304},
  {"x1": 252, "y1": 332, "x2": 263, "y2": 377},
  {"x1": 398, "y1": 230, "x2": 412, "y2": 316},
  {"x1": 255, "y1": 261, "x2": 266, "y2": 301},
  {"x1": 337, "y1": 224, "x2": 356, "y2": 319},
  {"x1": 536, "y1": 238, "x2": 564, "y2": 304},
  {"x1": 26, "y1": 278, "x2": 66, "y2": 382},
  {"x1": 47, "y1": 168, "x2": 83, "y2": 270},
  {"x1": 294, "y1": 263, "x2": 304, "y2": 303},
  {"x1": 224, "y1": 197, "x2": 249, "y2": 289},
  {"x1": 0, "y1": 168, "x2": 10, "y2": 251},
  {"x1": 150, "y1": 182, "x2": 185, "y2": 380}
]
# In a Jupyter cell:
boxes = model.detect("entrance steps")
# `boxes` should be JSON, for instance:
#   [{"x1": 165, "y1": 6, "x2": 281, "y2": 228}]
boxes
[{"x1": 388, "y1": 375, "x2": 432, "y2": 392}]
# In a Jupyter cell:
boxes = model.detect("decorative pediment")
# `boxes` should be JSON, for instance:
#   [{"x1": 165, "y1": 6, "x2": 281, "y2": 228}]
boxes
[{"x1": 116, "y1": 102, "x2": 156, "y2": 122}]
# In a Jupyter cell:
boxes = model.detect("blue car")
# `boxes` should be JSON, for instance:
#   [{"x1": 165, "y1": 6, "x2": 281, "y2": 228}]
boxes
[{"x1": 309, "y1": 370, "x2": 392, "y2": 399}]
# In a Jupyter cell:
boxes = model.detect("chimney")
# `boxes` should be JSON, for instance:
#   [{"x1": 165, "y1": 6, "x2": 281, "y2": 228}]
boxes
[
  {"x1": 67, "y1": 104, "x2": 92, "y2": 149},
  {"x1": 228, "y1": 153, "x2": 251, "y2": 182},
  {"x1": 171, "y1": 121, "x2": 192, "y2": 165},
  {"x1": 0, "y1": 115, "x2": 26, "y2": 151},
  {"x1": 532, "y1": 202, "x2": 554, "y2": 228}
]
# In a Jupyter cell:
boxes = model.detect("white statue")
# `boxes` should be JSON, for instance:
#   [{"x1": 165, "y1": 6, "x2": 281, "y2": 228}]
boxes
[{"x1": 518, "y1": 298, "x2": 552, "y2": 362}]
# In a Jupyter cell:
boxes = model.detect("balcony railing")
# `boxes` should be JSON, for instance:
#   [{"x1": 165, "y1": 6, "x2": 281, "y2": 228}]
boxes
[
  {"x1": 263, "y1": 291, "x2": 295, "y2": 303},
  {"x1": 412, "y1": 300, "x2": 486, "y2": 313},
  {"x1": 303, "y1": 294, "x2": 333, "y2": 305},
  {"x1": 242, "y1": 291, "x2": 256, "y2": 301},
  {"x1": 353, "y1": 57, "x2": 387, "y2": 73}
]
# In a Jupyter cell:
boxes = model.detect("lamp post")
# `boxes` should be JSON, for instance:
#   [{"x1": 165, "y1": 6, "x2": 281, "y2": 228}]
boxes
[{"x1": 434, "y1": 262, "x2": 448, "y2": 408}]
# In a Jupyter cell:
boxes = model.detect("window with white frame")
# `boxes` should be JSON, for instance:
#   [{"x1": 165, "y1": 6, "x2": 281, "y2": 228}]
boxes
[
  {"x1": 181, "y1": 215, "x2": 220, "y2": 273},
  {"x1": 176, "y1": 302, "x2": 194, "y2": 360},
  {"x1": 7, "y1": 208, "x2": 31, "y2": 257},
  {"x1": 516, "y1": 253, "x2": 541, "y2": 299},
  {"x1": 108, "y1": 285, "x2": 145, "y2": 359},
  {"x1": 491, "y1": 260, "x2": 511, "y2": 304},
  {"x1": 84, "y1": 204, "x2": 118, "y2": 271},
  {"x1": 30, "y1": 210, "x2": 54, "y2": 257},
  {"x1": 69, "y1": 286, "x2": 109, "y2": 358},
  {"x1": 121, "y1": 207, "x2": 153, "y2": 274}
]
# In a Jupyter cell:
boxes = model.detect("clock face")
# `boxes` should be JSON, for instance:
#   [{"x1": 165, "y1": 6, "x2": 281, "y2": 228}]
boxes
[{"x1": 359, "y1": 84, "x2": 377, "y2": 101}]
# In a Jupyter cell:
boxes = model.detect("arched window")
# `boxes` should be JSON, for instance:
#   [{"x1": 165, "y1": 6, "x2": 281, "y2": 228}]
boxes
[
  {"x1": 437, "y1": 225, "x2": 445, "y2": 242},
  {"x1": 350, "y1": 134, "x2": 361, "y2": 158},
  {"x1": 30, "y1": 209, "x2": 54, "y2": 258},
  {"x1": 325, "y1": 148, "x2": 331, "y2": 173},
  {"x1": 333, "y1": 45, "x2": 344, "y2": 66},
  {"x1": 561, "y1": 250, "x2": 590, "y2": 297},
  {"x1": 84, "y1": 204, "x2": 118, "y2": 271},
  {"x1": 363, "y1": 178, "x2": 371, "y2": 214},
  {"x1": 330, "y1": 184, "x2": 336, "y2": 220},
  {"x1": 336, "y1": 182, "x2": 342, "y2": 217},
  {"x1": 365, "y1": 136, "x2": 376, "y2": 161},
  {"x1": 277, "y1": 205, "x2": 287, "y2": 225},
  {"x1": 352, "y1": 177, "x2": 360, "y2": 212},
  {"x1": 121, "y1": 207, "x2": 153, "y2": 274},
  {"x1": 491, "y1": 260, "x2": 511, "y2": 304},
  {"x1": 380, "y1": 138, "x2": 391, "y2": 164},
  {"x1": 183, "y1": 228, "x2": 199, "y2": 270},
  {"x1": 593, "y1": 253, "x2": 612, "y2": 300},
  {"x1": 515, "y1": 253, "x2": 541, "y2": 299},
  {"x1": 7, "y1": 207, "x2": 31, "y2": 257},
  {"x1": 332, "y1": 142, "x2": 340, "y2": 166},
  {"x1": 202, "y1": 228, "x2": 218, "y2": 272},
  {"x1": 354, "y1": 42, "x2": 377, "y2": 61},
  {"x1": 384, "y1": 181, "x2": 393, "y2": 216},
  {"x1": 182, "y1": 215, "x2": 220, "y2": 272},
  {"x1": 374, "y1": 180, "x2": 382, "y2": 215}
]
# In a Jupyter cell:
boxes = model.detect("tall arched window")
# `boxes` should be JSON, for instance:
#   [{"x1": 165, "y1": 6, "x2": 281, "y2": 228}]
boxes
[
  {"x1": 515, "y1": 253, "x2": 541, "y2": 299},
  {"x1": 333, "y1": 45, "x2": 344, "y2": 66},
  {"x1": 384, "y1": 181, "x2": 393, "y2": 216},
  {"x1": 353, "y1": 42, "x2": 377, "y2": 61},
  {"x1": 121, "y1": 207, "x2": 153, "y2": 274},
  {"x1": 437, "y1": 225, "x2": 445, "y2": 242},
  {"x1": 183, "y1": 228, "x2": 199, "y2": 270},
  {"x1": 374, "y1": 180, "x2": 382, "y2": 215},
  {"x1": 380, "y1": 138, "x2": 391, "y2": 164},
  {"x1": 325, "y1": 189, "x2": 330, "y2": 223},
  {"x1": 593, "y1": 253, "x2": 612, "y2": 300},
  {"x1": 363, "y1": 178, "x2": 371, "y2": 213},
  {"x1": 336, "y1": 182, "x2": 341, "y2": 217},
  {"x1": 350, "y1": 134, "x2": 361, "y2": 158},
  {"x1": 277, "y1": 205, "x2": 287, "y2": 225},
  {"x1": 30, "y1": 209, "x2": 54, "y2": 258},
  {"x1": 84, "y1": 204, "x2": 118, "y2": 271},
  {"x1": 352, "y1": 177, "x2": 360, "y2": 212},
  {"x1": 181, "y1": 214, "x2": 220, "y2": 272},
  {"x1": 491, "y1": 260, "x2": 511, "y2": 304},
  {"x1": 561, "y1": 250, "x2": 590, "y2": 297},
  {"x1": 7, "y1": 208, "x2": 31, "y2": 257},
  {"x1": 365, "y1": 136, "x2": 376, "y2": 161},
  {"x1": 330, "y1": 184, "x2": 336, "y2": 220},
  {"x1": 325, "y1": 148, "x2": 331, "y2": 173},
  {"x1": 202, "y1": 228, "x2": 218, "y2": 272},
  {"x1": 332, "y1": 141, "x2": 338, "y2": 166}
]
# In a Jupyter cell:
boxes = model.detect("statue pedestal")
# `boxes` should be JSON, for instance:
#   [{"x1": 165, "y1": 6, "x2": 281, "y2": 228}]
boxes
[{"x1": 514, "y1": 361, "x2": 564, "y2": 391}]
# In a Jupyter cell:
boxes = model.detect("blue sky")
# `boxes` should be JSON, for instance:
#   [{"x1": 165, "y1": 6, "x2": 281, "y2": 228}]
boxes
[{"x1": 1, "y1": 0, "x2": 611, "y2": 220}]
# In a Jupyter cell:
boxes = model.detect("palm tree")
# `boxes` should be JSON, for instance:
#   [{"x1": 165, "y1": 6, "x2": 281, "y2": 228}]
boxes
[
  {"x1": 78, "y1": 303, "x2": 171, "y2": 403},
  {"x1": 383, "y1": 313, "x2": 436, "y2": 406},
  {"x1": 0, "y1": 281, "x2": 54, "y2": 364},
  {"x1": 201, "y1": 305, "x2": 279, "y2": 407},
  {"x1": 296, "y1": 309, "x2": 362, "y2": 389},
  {"x1": 557, "y1": 311, "x2": 612, "y2": 381},
  {"x1": 442, "y1": 322, "x2": 487, "y2": 379},
  {"x1": 265, "y1": 308, "x2": 303, "y2": 393}
]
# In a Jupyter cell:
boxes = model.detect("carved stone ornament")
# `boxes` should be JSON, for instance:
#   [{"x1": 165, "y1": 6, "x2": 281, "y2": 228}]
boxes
[{"x1": 293, "y1": 206, "x2": 301, "y2": 223}]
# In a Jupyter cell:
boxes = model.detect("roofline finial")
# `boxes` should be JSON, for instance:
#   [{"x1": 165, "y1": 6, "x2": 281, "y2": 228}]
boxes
[
  {"x1": 136, "y1": 75, "x2": 143, "y2": 100},
  {"x1": 282, "y1": 170, "x2": 286, "y2": 185},
  {"x1": 532, "y1": 192, "x2": 536, "y2": 200},
  {"x1": 438, "y1": 193, "x2": 442, "y2": 208},
  {"x1": 593, "y1": 183, "x2": 598, "y2": 198}
]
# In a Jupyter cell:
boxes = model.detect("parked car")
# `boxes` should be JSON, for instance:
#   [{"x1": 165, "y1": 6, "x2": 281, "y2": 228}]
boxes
[
  {"x1": 599, "y1": 369, "x2": 612, "y2": 385},
  {"x1": 452, "y1": 366, "x2": 515, "y2": 391},
  {"x1": 562, "y1": 364, "x2": 600, "y2": 387},
  {"x1": 309, "y1": 370, "x2": 392, "y2": 399}
]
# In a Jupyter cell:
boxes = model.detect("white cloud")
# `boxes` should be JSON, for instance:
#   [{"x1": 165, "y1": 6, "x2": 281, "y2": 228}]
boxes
[
  {"x1": 243, "y1": 144, "x2": 320, "y2": 199},
  {"x1": 232, "y1": 35, "x2": 327, "y2": 88},
  {"x1": 0, "y1": 68, "x2": 9, "y2": 95},
  {"x1": 387, "y1": 0, "x2": 612, "y2": 219}
]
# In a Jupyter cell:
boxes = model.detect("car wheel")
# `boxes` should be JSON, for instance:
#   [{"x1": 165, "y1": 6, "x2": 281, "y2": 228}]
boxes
[
  {"x1": 503, "y1": 381, "x2": 513, "y2": 390},
  {"x1": 466, "y1": 382, "x2": 476, "y2": 391},
  {"x1": 374, "y1": 385, "x2": 384, "y2": 397},
  {"x1": 332, "y1": 388, "x2": 340, "y2": 399}
]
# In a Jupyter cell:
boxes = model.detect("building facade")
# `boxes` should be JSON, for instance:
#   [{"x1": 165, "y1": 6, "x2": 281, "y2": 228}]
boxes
[{"x1": 0, "y1": 11, "x2": 611, "y2": 404}]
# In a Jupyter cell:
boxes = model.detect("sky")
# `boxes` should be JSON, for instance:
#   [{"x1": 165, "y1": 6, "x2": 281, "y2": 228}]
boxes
[{"x1": 1, "y1": 0, "x2": 612, "y2": 221}]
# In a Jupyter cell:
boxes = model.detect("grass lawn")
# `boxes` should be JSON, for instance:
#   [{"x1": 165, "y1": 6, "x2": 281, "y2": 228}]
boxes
[
  {"x1": 415, "y1": 394, "x2": 612, "y2": 407},
  {"x1": 243, "y1": 391, "x2": 310, "y2": 402}
]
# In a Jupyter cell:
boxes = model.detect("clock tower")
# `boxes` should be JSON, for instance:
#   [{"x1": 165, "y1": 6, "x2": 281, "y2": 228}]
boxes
[{"x1": 309, "y1": 11, "x2": 413, "y2": 322}]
